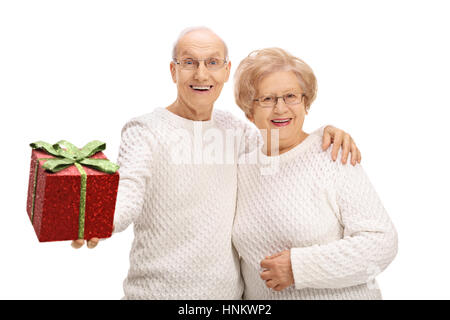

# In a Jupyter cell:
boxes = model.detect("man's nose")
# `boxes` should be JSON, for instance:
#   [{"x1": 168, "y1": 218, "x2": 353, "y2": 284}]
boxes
[{"x1": 194, "y1": 61, "x2": 209, "y2": 81}]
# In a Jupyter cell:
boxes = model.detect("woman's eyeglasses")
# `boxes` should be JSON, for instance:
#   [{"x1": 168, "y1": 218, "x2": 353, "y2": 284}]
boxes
[{"x1": 254, "y1": 93, "x2": 305, "y2": 108}]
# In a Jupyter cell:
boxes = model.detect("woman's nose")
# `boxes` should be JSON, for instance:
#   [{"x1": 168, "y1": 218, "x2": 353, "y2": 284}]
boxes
[{"x1": 273, "y1": 97, "x2": 288, "y2": 113}]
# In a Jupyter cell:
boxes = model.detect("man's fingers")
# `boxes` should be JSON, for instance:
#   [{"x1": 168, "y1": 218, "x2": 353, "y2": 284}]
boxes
[
  {"x1": 357, "y1": 147, "x2": 362, "y2": 163},
  {"x1": 87, "y1": 238, "x2": 99, "y2": 249},
  {"x1": 322, "y1": 130, "x2": 332, "y2": 151},
  {"x1": 71, "y1": 239, "x2": 85, "y2": 249},
  {"x1": 331, "y1": 135, "x2": 343, "y2": 161},
  {"x1": 350, "y1": 142, "x2": 358, "y2": 166},
  {"x1": 341, "y1": 135, "x2": 351, "y2": 164},
  {"x1": 71, "y1": 238, "x2": 100, "y2": 249}
]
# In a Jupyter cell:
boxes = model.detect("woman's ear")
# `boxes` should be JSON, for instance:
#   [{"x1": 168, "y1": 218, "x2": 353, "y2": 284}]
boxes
[
  {"x1": 246, "y1": 112, "x2": 255, "y2": 123},
  {"x1": 303, "y1": 96, "x2": 309, "y2": 115}
]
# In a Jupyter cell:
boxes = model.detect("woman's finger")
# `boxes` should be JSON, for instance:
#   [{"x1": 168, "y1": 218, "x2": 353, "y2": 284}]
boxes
[
  {"x1": 268, "y1": 251, "x2": 283, "y2": 259},
  {"x1": 265, "y1": 280, "x2": 277, "y2": 289},
  {"x1": 260, "y1": 270, "x2": 271, "y2": 281},
  {"x1": 260, "y1": 259, "x2": 272, "y2": 269},
  {"x1": 273, "y1": 285, "x2": 283, "y2": 292}
]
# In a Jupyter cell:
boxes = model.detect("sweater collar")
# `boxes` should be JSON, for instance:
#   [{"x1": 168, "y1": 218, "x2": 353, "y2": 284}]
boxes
[
  {"x1": 156, "y1": 107, "x2": 215, "y2": 130},
  {"x1": 256, "y1": 132, "x2": 320, "y2": 164}
]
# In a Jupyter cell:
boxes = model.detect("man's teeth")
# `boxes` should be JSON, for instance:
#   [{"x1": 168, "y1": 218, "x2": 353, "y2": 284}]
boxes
[
  {"x1": 191, "y1": 86, "x2": 212, "y2": 90},
  {"x1": 272, "y1": 119, "x2": 290, "y2": 123}
]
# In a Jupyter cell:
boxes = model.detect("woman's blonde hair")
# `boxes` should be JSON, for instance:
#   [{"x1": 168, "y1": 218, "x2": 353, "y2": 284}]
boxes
[{"x1": 234, "y1": 48, "x2": 317, "y2": 117}]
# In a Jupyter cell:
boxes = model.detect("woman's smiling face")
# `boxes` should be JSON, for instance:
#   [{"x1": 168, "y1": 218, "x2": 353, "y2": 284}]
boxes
[{"x1": 248, "y1": 70, "x2": 308, "y2": 154}]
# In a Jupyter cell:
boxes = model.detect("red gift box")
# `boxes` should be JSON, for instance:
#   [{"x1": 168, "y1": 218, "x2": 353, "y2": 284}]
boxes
[{"x1": 26, "y1": 142, "x2": 119, "y2": 242}]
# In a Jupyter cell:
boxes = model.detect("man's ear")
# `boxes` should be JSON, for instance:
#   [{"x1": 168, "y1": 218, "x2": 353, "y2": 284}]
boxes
[
  {"x1": 170, "y1": 62, "x2": 177, "y2": 83},
  {"x1": 224, "y1": 60, "x2": 231, "y2": 82}
]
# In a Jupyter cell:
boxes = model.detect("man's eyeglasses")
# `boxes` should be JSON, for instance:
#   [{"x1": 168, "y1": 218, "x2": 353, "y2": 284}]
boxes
[
  {"x1": 254, "y1": 93, "x2": 305, "y2": 108},
  {"x1": 173, "y1": 58, "x2": 228, "y2": 70}
]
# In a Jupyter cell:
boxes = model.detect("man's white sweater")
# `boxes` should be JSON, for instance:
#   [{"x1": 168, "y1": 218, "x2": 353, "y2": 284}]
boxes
[
  {"x1": 233, "y1": 132, "x2": 398, "y2": 300},
  {"x1": 112, "y1": 107, "x2": 255, "y2": 300}
]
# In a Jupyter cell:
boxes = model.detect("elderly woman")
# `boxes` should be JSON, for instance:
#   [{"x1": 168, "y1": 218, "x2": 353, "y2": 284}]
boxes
[{"x1": 232, "y1": 48, "x2": 398, "y2": 300}]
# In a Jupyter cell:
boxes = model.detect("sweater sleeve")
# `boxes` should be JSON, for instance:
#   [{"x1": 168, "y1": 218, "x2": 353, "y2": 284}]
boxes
[
  {"x1": 230, "y1": 115, "x2": 260, "y2": 158},
  {"x1": 290, "y1": 161, "x2": 398, "y2": 290},
  {"x1": 112, "y1": 119, "x2": 154, "y2": 234}
]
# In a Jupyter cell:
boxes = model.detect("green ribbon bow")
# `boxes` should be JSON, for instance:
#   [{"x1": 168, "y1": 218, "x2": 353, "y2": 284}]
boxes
[
  {"x1": 29, "y1": 140, "x2": 119, "y2": 239},
  {"x1": 30, "y1": 140, "x2": 119, "y2": 174}
]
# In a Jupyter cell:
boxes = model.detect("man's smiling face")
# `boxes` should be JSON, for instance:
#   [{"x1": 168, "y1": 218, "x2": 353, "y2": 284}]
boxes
[{"x1": 170, "y1": 30, "x2": 231, "y2": 114}]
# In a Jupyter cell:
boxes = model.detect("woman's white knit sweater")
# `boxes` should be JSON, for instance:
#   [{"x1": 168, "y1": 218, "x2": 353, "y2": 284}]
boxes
[
  {"x1": 232, "y1": 131, "x2": 398, "y2": 300},
  {"x1": 112, "y1": 107, "x2": 257, "y2": 300}
]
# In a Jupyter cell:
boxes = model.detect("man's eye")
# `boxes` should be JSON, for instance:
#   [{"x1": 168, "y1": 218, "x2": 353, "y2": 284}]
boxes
[
  {"x1": 208, "y1": 59, "x2": 218, "y2": 65},
  {"x1": 183, "y1": 59, "x2": 194, "y2": 65},
  {"x1": 286, "y1": 93, "x2": 296, "y2": 98},
  {"x1": 262, "y1": 96, "x2": 273, "y2": 102}
]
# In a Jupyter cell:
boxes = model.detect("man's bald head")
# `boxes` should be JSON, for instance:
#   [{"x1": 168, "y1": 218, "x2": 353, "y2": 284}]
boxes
[{"x1": 172, "y1": 26, "x2": 229, "y2": 61}]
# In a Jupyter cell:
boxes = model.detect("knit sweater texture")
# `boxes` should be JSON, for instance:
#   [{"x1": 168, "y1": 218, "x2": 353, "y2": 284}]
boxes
[
  {"x1": 232, "y1": 131, "x2": 398, "y2": 300},
  {"x1": 112, "y1": 107, "x2": 256, "y2": 300}
]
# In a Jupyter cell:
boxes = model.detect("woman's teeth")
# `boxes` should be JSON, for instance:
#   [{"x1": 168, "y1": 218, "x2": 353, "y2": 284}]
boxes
[
  {"x1": 271, "y1": 119, "x2": 291, "y2": 123},
  {"x1": 271, "y1": 118, "x2": 292, "y2": 127}
]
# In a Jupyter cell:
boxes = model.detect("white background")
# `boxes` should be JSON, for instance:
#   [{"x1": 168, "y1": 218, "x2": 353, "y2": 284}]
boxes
[{"x1": 1, "y1": 0, "x2": 449, "y2": 299}]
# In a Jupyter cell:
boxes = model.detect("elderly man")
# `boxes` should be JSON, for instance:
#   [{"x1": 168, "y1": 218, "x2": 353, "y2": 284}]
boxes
[{"x1": 72, "y1": 27, "x2": 361, "y2": 300}]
